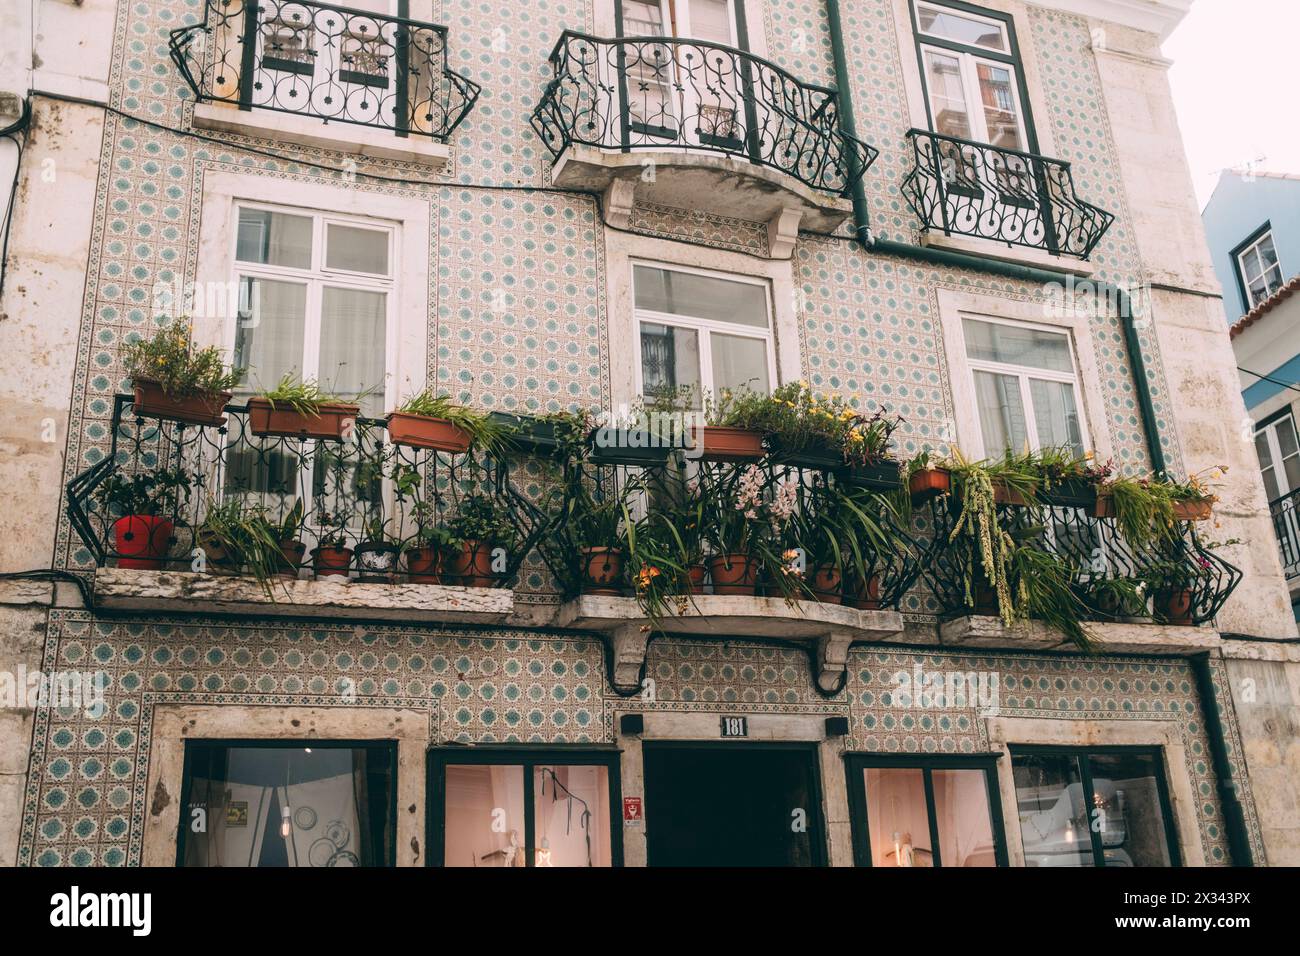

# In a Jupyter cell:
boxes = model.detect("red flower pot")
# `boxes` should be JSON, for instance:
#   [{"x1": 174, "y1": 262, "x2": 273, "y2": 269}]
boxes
[
  {"x1": 312, "y1": 546, "x2": 353, "y2": 578},
  {"x1": 132, "y1": 378, "x2": 230, "y2": 427},
  {"x1": 708, "y1": 553, "x2": 758, "y2": 596},
  {"x1": 449, "y1": 539, "x2": 496, "y2": 588},
  {"x1": 909, "y1": 468, "x2": 951, "y2": 503},
  {"x1": 247, "y1": 398, "x2": 360, "y2": 441},
  {"x1": 386, "y1": 412, "x2": 472, "y2": 453},
  {"x1": 808, "y1": 564, "x2": 844, "y2": 604},
  {"x1": 698, "y1": 426, "x2": 765, "y2": 463},
  {"x1": 1171, "y1": 499, "x2": 1213, "y2": 521},
  {"x1": 276, "y1": 540, "x2": 306, "y2": 579},
  {"x1": 1156, "y1": 588, "x2": 1194, "y2": 625},
  {"x1": 405, "y1": 546, "x2": 446, "y2": 584},
  {"x1": 849, "y1": 573, "x2": 882, "y2": 610},
  {"x1": 686, "y1": 564, "x2": 707, "y2": 595},
  {"x1": 580, "y1": 546, "x2": 624, "y2": 594},
  {"x1": 112, "y1": 515, "x2": 174, "y2": 570},
  {"x1": 991, "y1": 480, "x2": 1034, "y2": 506},
  {"x1": 1093, "y1": 492, "x2": 1116, "y2": 519}
]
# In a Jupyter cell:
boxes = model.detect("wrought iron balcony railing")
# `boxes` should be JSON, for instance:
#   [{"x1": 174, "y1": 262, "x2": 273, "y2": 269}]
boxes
[
  {"x1": 168, "y1": 0, "x2": 480, "y2": 140},
  {"x1": 901, "y1": 129, "x2": 1115, "y2": 260},
  {"x1": 65, "y1": 395, "x2": 549, "y2": 585},
  {"x1": 1267, "y1": 488, "x2": 1300, "y2": 580},
  {"x1": 918, "y1": 492, "x2": 1241, "y2": 627},
  {"x1": 530, "y1": 31, "x2": 878, "y2": 197}
]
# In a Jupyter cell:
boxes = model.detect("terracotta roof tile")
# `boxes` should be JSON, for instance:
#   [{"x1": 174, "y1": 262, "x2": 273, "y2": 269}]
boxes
[{"x1": 1230, "y1": 274, "x2": 1300, "y2": 340}]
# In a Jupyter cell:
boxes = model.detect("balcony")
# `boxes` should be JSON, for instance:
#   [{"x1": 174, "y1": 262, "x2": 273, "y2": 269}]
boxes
[
  {"x1": 66, "y1": 394, "x2": 547, "y2": 624},
  {"x1": 901, "y1": 129, "x2": 1115, "y2": 265},
  {"x1": 168, "y1": 0, "x2": 480, "y2": 166},
  {"x1": 1267, "y1": 489, "x2": 1300, "y2": 585},
  {"x1": 530, "y1": 31, "x2": 878, "y2": 253}
]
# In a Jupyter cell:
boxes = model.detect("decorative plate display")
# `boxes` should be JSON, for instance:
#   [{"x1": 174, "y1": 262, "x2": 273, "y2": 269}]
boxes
[{"x1": 293, "y1": 806, "x2": 318, "y2": 831}]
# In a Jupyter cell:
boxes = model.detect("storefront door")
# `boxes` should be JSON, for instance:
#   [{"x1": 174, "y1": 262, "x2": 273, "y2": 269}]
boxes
[{"x1": 642, "y1": 742, "x2": 825, "y2": 866}]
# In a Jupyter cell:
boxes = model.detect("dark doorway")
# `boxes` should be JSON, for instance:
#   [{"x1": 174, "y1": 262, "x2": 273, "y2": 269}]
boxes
[{"x1": 642, "y1": 742, "x2": 826, "y2": 866}]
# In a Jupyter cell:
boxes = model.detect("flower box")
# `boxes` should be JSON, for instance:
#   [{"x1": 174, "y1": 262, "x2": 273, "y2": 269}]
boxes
[
  {"x1": 588, "y1": 427, "x2": 672, "y2": 466},
  {"x1": 489, "y1": 412, "x2": 563, "y2": 456},
  {"x1": 247, "y1": 398, "x2": 360, "y2": 441},
  {"x1": 132, "y1": 378, "x2": 231, "y2": 427},
  {"x1": 697, "y1": 426, "x2": 766, "y2": 463},
  {"x1": 1171, "y1": 498, "x2": 1213, "y2": 521},
  {"x1": 908, "y1": 467, "x2": 951, "y2": 503},
  {"x1": 1038, "y1": 478, "x2": 1098, "y2": 509},
  {"x1": 845, "y1": 459, "x2": 903, "y2": 491},
  {"x1": 386, "y1": 411, "x2": 471, "y2": 453},
  {"x1": 768, "y1": 440, "x2": 844, "y2": 471}
]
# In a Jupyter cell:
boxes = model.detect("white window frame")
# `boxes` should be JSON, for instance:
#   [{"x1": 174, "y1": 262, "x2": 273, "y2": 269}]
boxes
[
  {"x1": 963, "y1": 314, "x2": 1089, "y2": 458},
  {"x1": 630, "y1": 259, "x2": 777, "y2": 399},
  {"x1": 1236, "y1": 229, "x2": 1285, "y2": 309},
  {"x1": 1255, "y1": 412, "x2": 1300, "y2": 501},
  {"x1": 919, "y1": 46, "x2": 1028, "y2": 149},
  {"x1": 227, "y1": 199, "x2": 399, "y2": 411},
  {"x1": 915, "y1": 1, "x2": 1010, "y2": 52}
]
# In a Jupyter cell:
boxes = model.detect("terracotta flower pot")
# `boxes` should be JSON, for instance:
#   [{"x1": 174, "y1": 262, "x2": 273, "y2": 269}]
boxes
[
  {"x1": 197, "y1": 529, "x2": 238, "y2": 574},
  {"x1": 909, "y1": 468, "x2": 951, "y2": 503},
  {"x1": 385, "y1": 412, "x2": 472, "y2": 453},
  {"x1": 1093, "y1": 491, "x2": 1116, "y2": 519},
  {"x1": 132, "y1": 378, "x2": 230, "y2": 427},
  {"x1": 312, "y1": 545, "x2": 353, "y2": 578},
  {"x1": 686, "y1": 563, "x2": 708, "y2": 595},
  {"x1": 991, "y1": 480, "x2": 1034, "y2": 506},
  {"x1": 698, "y1": 426, "x2": 765, "y2": 463},
  {"x1": 808, "y1": 564, "x2": 844, "y2": 604},
  {"x1": 405, "y1": 545, "x2": 445, "y2": 584},
  {"x1": 708, "y1": 553, "x2": 758, "y2": 596},
  {"x1": 247, "y1": 398, "x2": 360, "y2": 441},
  {"x1": 1155, "y1": 588, "x2": 1194, "y2": 625},
  {"x1": 848, "y1": 573, "x2": 882, "y2": 610},
  {"x1": 580, "y1": 546, "x2": 624, "y2": 595},
  {"x1": 276, "y1": 540, "x2": 306, "y2": 579},
  {"x1": 112, "y1": 515, "x2": 174, "y2": 570},
  {"x1": 1171, "y1": 498, "x2": 1213, "y2": 521},
  {"x1": 449, "y1": 539, "x2": 496, "y2": 588}
]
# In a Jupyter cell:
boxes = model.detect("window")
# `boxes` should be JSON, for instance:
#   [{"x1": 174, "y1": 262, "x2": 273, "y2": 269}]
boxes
[
  {"x1": 963, "y1": 316, "x2": 1086, "y2": 457},
  {"x1": 846, "y1": 755, "x2": 1007, "y2": 867},
  {"x1": 1255, "y1": 412, "x2": 1300, "y2": 502},
  {"x1": 913, "y1": 1, "x2": 1028, "y2": 150},
  {"x1": 1236, "y1": 227, "x2": 1285, "y2": 310},
  {"x1": 633, "y1": 263, "x2": 775, "y2": 403},
  {"x1": 177, "y1": 741, "x2": 397, "y2": 867},
  {"x1": 429, "y1": 750, "x2": 621, "y2": 867},
  {"x1": 1011, "y1": 746, "x2": 1181, "y2": 867}
]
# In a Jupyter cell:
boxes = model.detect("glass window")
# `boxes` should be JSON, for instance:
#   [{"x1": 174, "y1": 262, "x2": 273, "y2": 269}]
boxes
[
  {"x1": 917, "y1": 1, "x2": 1009, "y2": 51},
  {"x1": 434, "y1": 754, "x2": 618, "y2": 867},
  {"x1": 1237, "y1": 230, "x2": 1285, "y2": 309},
  {"x1": 633, "y1": 264, "x2": 774, "y2": 402},
  {"x1": 853, "y1": 758, "x2": 1004, "y2": 867},
  {"x1": 1011, "y1": 747, "x2": 1181, "y2": 867},
  {"x1": 1255, "y1": 414, "x2": 1300, "y2": 500},
  {"x1": 325, "y1": 223, "x2": 390, "y2": 276},
  {"x1": 178, "y1": 742, "x2": 396, "y2": 867},
  {"x1": 963, "y1": 317, "x2": 1086, "y2": 458},
  {"x1": 236, "y1": 208, "x2": 313, "y2": 269}
]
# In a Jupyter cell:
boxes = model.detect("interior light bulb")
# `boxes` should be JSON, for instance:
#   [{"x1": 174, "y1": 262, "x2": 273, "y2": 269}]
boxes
[
  {"x1": 280, "y1": 805, "x2": 292, "y2": 838},
  {"x1": 536, "y1": 837, "x2": 553, "y2": 867}
]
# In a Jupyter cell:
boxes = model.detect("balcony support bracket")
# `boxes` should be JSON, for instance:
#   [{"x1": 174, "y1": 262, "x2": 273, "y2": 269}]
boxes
[
  {"x1": 602, "y1": 178, "x2": 636, "y2": 230},
  {"x1": 607, "y1": 622, "x2": 652, "y2": 696},
  {"x1": 767, "y1": 205, "x2": 803, "y2": 260}
]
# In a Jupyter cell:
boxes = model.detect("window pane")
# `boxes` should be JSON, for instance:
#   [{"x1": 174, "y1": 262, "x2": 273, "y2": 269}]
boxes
[
  {"x1": 1085, "y1": 752, "x2": 1175, "y2": 866},
  {"x1": 233, "y1": 277, "x2": 307, "y2": 391},
  {"x1": 325, "y1": 223, "x2": 389, "y2": 275},
  {"x1": 931, "y1": 769, "x2": 998, "y2": 867},
  {"x1": 534, "y1": 765, "x2": 613, "y2": 867},
  {"x1": 1029, "y1": 378, "x2": 1083, "y2": 456},
  {"x1": 918, "y1": 3, "x2": 1009, "y2": 51},
  {"x1": 977, "y1": 62, "x2": 1023, "y2": 149},
  {"x1": 1277, "y1": 419, "x2": 1299, "y2": 458},
  {"x1": 711, "y1": 332, "x2": 770, "y2": 394},
  {"x1": 1261, "y1": 464, "x2": 1281, "y2": 502},
  {"x1": 1012, "y1": 752, "x2": 1094, "y2": 866},
  {"x1": 236, "y1": 208, "x2": 313, "y2": 269},
  {"x1": 925, "y1": 50, "x2": 973, "y2": 140},
  {"x1": 1240, "y1": 248, "x2": 1263, "y2": 283},
  {"x1": 1255, "y1": 430, "x2": 1276, "y2": 471},
  {"x1": 640, "y1": 321, "x2": 701, "y2": 399},
  {"x1": 634, "y1": 266, "x2": 769, "y2": 328},
  {"x1": 622, "y1": 0, "x2": 666, "y2": 35},
  {"x1": 319, "y1": 287, "x2": 387, "y2": 417},
  {"x1": 444, "y1": 764, "x2": 526, "y2": 867},
  {"x1": 687, "y1": 0, "x2": 733, "y2": 43},
  {"x1": 963, "y1": 318, "x2": 1073, "y2": 372},
  {"x1": 974, "y1": 370, "x2": 1028, "y2": 454},
  {"x1": 864, "y1": 768, "x2": 934, "y2": 867},
  {"x1": 1257, "y1": 234, "x2": 1279, "y2": 270},
  {"x1": 179, "y1": 743, "x2": 395, "y2": 867}
]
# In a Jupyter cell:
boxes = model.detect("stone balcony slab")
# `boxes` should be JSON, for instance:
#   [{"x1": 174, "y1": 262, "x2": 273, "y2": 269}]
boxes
[{"x1": 939, "y1": 615, "x2": 1221, "y2": 655}]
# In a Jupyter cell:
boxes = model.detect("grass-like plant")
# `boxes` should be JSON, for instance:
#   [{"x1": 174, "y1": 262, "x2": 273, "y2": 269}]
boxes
[
  {"x1": 258, "y1": 373, "x2": 338, "y2": 417},
  {"x1": 395, "y1": 389, "x2": 505, "y2": 452},
  {"x1": 123, "y1": 317, "x2": 242, "y2": 398}
]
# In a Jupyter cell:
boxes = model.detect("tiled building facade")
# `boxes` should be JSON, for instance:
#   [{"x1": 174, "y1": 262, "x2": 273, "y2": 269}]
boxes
[{"x1": 2, "y1": 0, "x2": 1298, "y2": 868}]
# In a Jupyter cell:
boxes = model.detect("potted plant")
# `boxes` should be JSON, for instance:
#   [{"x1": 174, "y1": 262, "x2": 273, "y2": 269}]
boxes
[
  {"x1": 907, "y1": 452, "x2": 952, "y2": 502},
  {"x1": 123, "y1": 317, "x2": 242, "y2": 426},
  {"x1": 263, "y1": 499, "x2": 306, "y2": 579},
  {"x1": 247, "y1": 374, "x2": 361, "y2": 441},
  {"x1": 96, "y1": 468, "x2": 192, "y2": 569},
  {"x1": 1139, "y1": 559, "x2": 1202, "y2": 625},
  {"x1": 354, "y1": 512, "x2": 402, "y2": 582},
  {"x1": 445, "y1": 491, "x2": 513, "y2": 588},
  {"x1": 1095, "y1": 467, "x2": 1222, "y2": 542},
  {"x1": 1033, "y1": 447, "x2": 1113, "y2": 508},
  {"x1": 1075, "y1": 576, "x2": 1149, "y2": 623},
  {"x1": 572, "y1": 487, "x2": 631, "y2": 595},
  {"x1": 406, "y1": 523, "x2": 457, "y2": 584},
  {"x1": 489, "y1": 410, "x2": 571, "y2": 457},
  {"x1": 387, "y1": 389, "x2": 502, "y2": 454},
  {"x1": 311, "y1": 509, "x2": 353, "y2": 578},
  {"x1": 195, "y1": 500, "x2": 286, "y2": 597},
  {"x1": 688, "y1": 386, "x2": 765, "y2": 463},
  {"x1": 701, "y1": 464, "x2": 800, "y2": 596}
]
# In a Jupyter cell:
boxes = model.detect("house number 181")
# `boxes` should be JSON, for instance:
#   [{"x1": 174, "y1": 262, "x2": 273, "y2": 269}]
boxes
[{"x1": 720, "y1": 716, "x2": 748, "y2": 738}]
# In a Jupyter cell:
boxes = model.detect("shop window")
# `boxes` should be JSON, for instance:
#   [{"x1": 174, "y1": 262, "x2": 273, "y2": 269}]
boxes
[
  {"x1": 1010, "y1": 746, "x2": 1181, "y2": 867},
  {"x1": 429, "y1": 750, "x2": 621, "y2": 867},
  {"x1": 177, "y1": 740, "x2": 397, "y2": 867},
  {"x1": 846, "y1": 755, "x2": 1007, "y2": 867}
]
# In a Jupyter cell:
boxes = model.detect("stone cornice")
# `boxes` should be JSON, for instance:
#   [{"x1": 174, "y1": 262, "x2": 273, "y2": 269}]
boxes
[{"x1": 1029, "y1": 0, "x2": 1192, "y2": 39}]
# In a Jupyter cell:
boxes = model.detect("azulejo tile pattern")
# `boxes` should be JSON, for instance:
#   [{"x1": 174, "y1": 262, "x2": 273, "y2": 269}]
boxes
[
  {"x1": 848, "y1": 648, "x2": 1264, "y2": 865},
  {"x1": 19, "y1": 611, "x2": 608, "y2": 866}
]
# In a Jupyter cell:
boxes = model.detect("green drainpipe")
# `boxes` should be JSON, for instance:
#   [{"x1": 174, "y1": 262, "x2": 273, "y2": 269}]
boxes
[
  {"x1": 1191, "y1": 653, "x2": 1255, "y2": 866},
  {"x1": 826, "y1": 0, "x2": 871, "y2": 247}
]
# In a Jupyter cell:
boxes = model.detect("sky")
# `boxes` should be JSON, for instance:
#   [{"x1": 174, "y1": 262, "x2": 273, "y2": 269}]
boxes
[{"x1": 1165, "y1": 0, "x2": 1300, "y2": 210}]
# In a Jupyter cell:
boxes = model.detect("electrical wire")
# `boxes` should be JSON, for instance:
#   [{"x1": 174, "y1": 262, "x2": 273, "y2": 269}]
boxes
[
  {"x1": 1238, "y1": 365, "x2": 1300, "y2": 395},
  {"x1": 0, "y1": 94, "x2": 33, "y2": 301}
]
